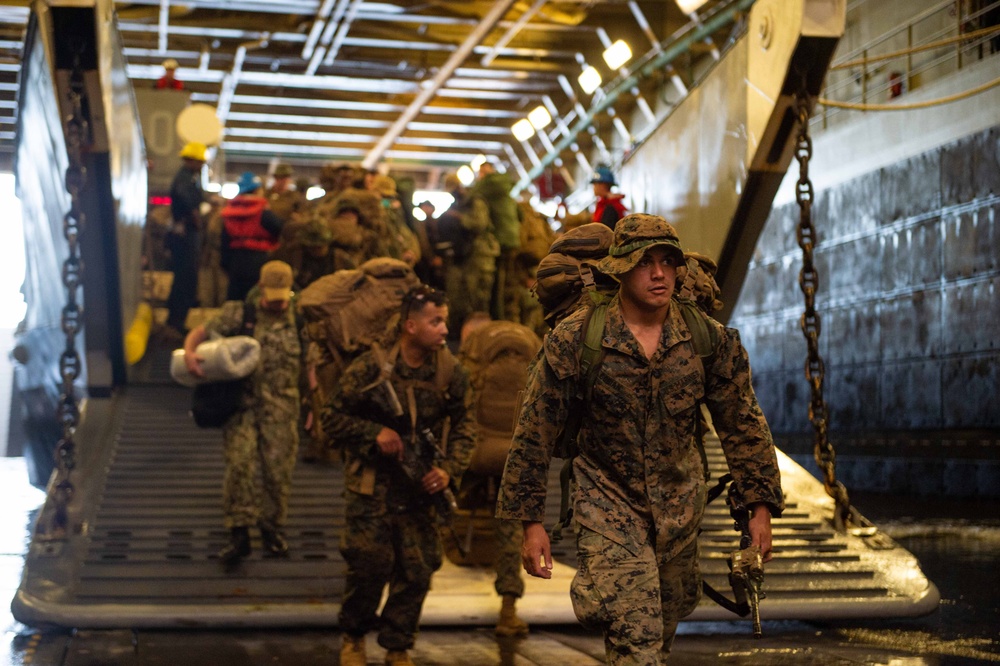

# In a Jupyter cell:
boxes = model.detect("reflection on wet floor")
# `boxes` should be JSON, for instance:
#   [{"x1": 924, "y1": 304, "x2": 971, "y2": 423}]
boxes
[{"x1": 0, "y1": 457, "x2": 998, "y2": 665}]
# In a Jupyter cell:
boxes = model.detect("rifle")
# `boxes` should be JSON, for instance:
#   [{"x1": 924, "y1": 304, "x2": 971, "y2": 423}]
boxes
[
  {"x1": 727, "y1": 484, "x2": 765, "y2": 639},
  {"x1": 399, "y1": 427, "x2": 467, "y2": 558},
  {"x1": 375, "y1": 376, "x2": 467, "y2": 558}
]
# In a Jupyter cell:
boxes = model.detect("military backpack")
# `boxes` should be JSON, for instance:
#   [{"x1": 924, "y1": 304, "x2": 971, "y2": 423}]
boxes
[{"x1": 458, "y1": 320, "x2": 542, "y2": 476}]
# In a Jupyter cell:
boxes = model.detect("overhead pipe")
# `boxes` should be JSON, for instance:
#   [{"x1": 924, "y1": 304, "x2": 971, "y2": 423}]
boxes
[
  {"x1": 324, "y1": 0, "x2": 365, "y2": 65},
  {"x1": 301, "y1": 0, "x2": 338, "y2": 60},
  {"x1": 480, "y1": 0, "x2": 548, "y2": 67},
  {"x1": 363, "y1": 0, "x2": 519, "y2": 169},
  {"x1": 628, "y1": 1, "x2": 662, "y2": 54},
  {"x1": 514, "y1": 0, "x2": 755, "y2": 193},
  {"x1": 217, "y1": 35, "x2": 270, "y2": 127},
  {"x1": 557, "y1": 74, "x2": 612, "y2": 164},
  {"x1": 158, "y1": 0, "x2": 169, "y2": 53},
  {"x1": 503, "y1": 144, "x2": 531, "y2": 183}
]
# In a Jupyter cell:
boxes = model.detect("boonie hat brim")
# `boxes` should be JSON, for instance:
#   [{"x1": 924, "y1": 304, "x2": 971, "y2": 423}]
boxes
[{"x1": 596, "y1": 239, "x2": 684, "y2": 276}]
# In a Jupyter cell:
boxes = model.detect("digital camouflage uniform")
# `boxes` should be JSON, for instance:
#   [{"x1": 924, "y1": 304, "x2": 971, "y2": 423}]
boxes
[
  {"x1": 497, "y1": 295, "x2": 784, "y2": 665},
  {"x1": 322, "y1": 347, "x2": 476, "y2": 652},
  {"x1": 204, "y1": 298, "x2": 307, "y2": 532}
]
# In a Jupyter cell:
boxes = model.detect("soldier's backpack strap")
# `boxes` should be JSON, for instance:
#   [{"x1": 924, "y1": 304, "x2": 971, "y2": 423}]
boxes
[
  {"x1": 677, "y1": 299, "x2": 720, "y2": 480},
  {"x1": 241, "y1": 300, "x2": 257, "y2": 336},
  {"x1": 433, "y1": 346, "x2": 458, "y2": 398},
  {"x1": 550, "y1": 299, "x2": 609, "y2": 543}
]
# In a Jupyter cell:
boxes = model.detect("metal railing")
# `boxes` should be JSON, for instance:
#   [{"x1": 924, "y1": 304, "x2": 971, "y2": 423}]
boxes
[{"x1": 817, "y1": 0, "x2": 1000, "y2": 128}]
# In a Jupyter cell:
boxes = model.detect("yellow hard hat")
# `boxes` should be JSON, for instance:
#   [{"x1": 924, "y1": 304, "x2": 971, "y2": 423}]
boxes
[{"x1": 179, "y1": 142, "x2": 207, "y2": 162}]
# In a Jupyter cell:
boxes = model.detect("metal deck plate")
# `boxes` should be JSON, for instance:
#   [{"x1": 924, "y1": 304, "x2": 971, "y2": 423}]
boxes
[{"x1": 13, "y1": 384, "x2": 938, "y2": 628}]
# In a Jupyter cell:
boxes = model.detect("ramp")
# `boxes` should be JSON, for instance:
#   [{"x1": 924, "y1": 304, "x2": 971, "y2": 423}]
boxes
[{"x1": 13, "y1": 377, "x2": 938, "y2": 629}]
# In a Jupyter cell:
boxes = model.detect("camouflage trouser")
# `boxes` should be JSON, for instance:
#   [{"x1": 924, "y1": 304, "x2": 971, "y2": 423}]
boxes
[
  {"x1": 221, "y1": 410, "x2": 299, "y2": 530},
  {"x1": 571, "y1": 526, "x2": 701, "y2": 666},
  {"x1": 494, "y1": 518, "x2": 525, "y2": 598},
  {"x1": 339, "y1": 491, "x2": 443, "y2": 651}
]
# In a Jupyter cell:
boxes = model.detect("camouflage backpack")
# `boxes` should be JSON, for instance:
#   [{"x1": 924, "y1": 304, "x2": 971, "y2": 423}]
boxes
[
  {"x1": 297, "y1": 258, "x2": 420, "y2": 445},
  {"x1": 458, "y1": 320, "x2": 541, "y2": 476},
  {"x1": 533, "y1": 223, "x2": 618, "y2": 327},
  {"x1": 517, "y1": 200, "x2": 556, "y2": 262}
]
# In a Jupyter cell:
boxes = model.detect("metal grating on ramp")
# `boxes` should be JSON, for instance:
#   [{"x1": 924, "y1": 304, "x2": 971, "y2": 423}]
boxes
[{"x1": 14, "y1": 383, "x2": 939, "y2": 629}]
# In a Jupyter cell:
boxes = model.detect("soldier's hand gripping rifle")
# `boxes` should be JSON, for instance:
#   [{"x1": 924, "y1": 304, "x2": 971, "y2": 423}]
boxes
[
  {"x1": 373, "y1": 372, "x2": 467, "y2": 558},
  {"x1": 727, "y1": 483, "x2": 765, "y2": 638},
  {"x1": 399, "y1": 427, "x2": 467, "y2": 558}
]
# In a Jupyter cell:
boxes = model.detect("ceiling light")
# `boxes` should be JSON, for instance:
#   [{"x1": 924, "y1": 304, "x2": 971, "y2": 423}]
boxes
[
  {"x1": 675, "y1": 0, "x2": 709, "y2": 14},
  {"x1": 306, "y1": 186, "x2": 326, "y2": 201},
  {"x1": 511, "y1": 118, "x2": 535, "y2": 142},
  {"x1": 527, "y1": 105, "x2": 551, "y2": 130},
  {"x1": 602, "y1": 39, "x2": 632, "y2": 70},
  {"x1": 578, "y1": 66, "x2": 602, "y2": 94},
  {"x1": 457, "y1": 165, "x2": 476, "y2": 186},
  {"x1": 221, "y1": 182, "x2": 239, "y2": 199},
  {"x1": 470, "y1": 154, "x2": 487, "y2": 171}
]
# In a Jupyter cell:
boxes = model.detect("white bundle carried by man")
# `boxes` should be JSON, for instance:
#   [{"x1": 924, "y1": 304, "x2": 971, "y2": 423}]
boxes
[{"x1": 170, "y1": 336, "x2": 261, "y2": 387}]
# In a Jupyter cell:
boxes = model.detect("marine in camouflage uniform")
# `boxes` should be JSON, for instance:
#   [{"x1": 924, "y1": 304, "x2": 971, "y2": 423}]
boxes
[
  {"x1": 267, "y1": 164, "x2": 306, "y2": 227},
  {"x1": 437, "y1": 175, "x2": 499, "y2": 334},
  {"x1": 183, "y1": 261, "x2": 310, "y2": 565},
  {"x1": 497, "y1": 214, "x2": 784, "y2": 665},
  {"x1": 322, "y1": 286, "x2": 475, "y2": 665}
]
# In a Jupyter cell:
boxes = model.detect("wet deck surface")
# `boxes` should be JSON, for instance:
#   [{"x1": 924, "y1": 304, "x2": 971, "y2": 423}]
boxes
[{"x1": 2, "y1": 464, "x2": 999, "y2": 664}]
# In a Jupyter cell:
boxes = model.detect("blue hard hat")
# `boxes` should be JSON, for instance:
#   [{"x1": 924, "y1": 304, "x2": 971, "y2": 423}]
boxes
[
  {"x1": 590, "y1": 165, "x2": 617, "y2": 186},
  {"x1": 237, "y1": 171, "x2": 261, "y2": 195}
]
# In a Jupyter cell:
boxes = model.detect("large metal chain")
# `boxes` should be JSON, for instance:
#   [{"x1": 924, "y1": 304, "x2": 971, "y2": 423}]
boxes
[
  {"x1": 793, "y1": 91, "x2": 852, "y2": 532},
  {"x1": 48, "y1": 51, "x2": 89, "y2": 538}
]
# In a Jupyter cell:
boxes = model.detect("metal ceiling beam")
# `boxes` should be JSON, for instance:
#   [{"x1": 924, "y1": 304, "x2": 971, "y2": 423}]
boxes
[
  {"x1": 197, "y1": 93, "x2": 522, "y2": 119},
  {"x1": 126, "y1": 64, "x2": 420, "y2": 94},
  {"x1": 223, "y1": 141, "x2": 485, "y2": 165},
  {"x1": 480, "y1": 0, "x2": 547, "y2": 67},
  {"x1": 225, "y1": 126, "x2": 508, "y2": 151},
  {"x1": 301, "y1": 0, "x2": 337, "y2": 60},
  {"x1": 226, "y1": 111, "x2": 510, "y2": 135},
  {"x1": 324, "y1": 0, "x2": 363, "y2": 65},
  {"x1": 157, "y1": 0, "x2": 169, "y2": 53},
  {"x1": 363, "y1": 0, "x2": 519, "y2": 169}
]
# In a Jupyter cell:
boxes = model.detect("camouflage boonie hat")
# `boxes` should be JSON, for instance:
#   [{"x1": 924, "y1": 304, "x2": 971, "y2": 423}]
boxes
[
  {"x1": 273, "y1": 163, "x2": 294, "y2": 178},
  {"x1": 297, "y1": 220, "x2": 333, "y2": 247},
  {"x1": 596, "y1": 213, "x2": 684, "y2": 276}
]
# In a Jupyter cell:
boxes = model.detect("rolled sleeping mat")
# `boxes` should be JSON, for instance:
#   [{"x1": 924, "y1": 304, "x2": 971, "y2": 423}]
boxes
[{"x1": 170, "y1": 335, "x2": 261, "y2": 387}]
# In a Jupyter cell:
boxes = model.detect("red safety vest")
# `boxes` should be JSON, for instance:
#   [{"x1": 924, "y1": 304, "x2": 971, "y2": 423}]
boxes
[
  {"x1": 222, "y1": 196, "x2": 277, "y2": 252},
  {"x1": 593, "y1": 195, "x2": 627, "y2": 227}
]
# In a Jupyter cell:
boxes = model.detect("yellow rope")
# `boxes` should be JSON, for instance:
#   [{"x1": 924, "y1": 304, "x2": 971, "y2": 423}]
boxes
[
  {"x1": 831, "y1": 25, "x2": 1000, "y2": 70},
  {"x1": 818, "y1": 74, "x2": 1000, "y2": 111}
]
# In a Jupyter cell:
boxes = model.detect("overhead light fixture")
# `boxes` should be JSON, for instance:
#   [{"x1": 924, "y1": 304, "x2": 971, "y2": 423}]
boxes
[
  {"x1": 602, "y1": 39, "x2": 632, "y2": 70},
  {"x1": 511, "y1": 118, "x2": 535, "y2": 142},
  {"x1": 220, "y1": 182, "x2": 239, "y2": 199},
  {"x1": 578, "y1": 66, "x2": 602, "y2": 94},
  {"x1": 306, "y1": 186, "x2": 326, "y2": 201},
  {"x1": 527, "y1": 105, "x2": 552, "y2": 130},
  {"x1": 457, "y1": 165, "x2": 476, "y2": 186},
  {"x1": 675, "y1": 0, "x2": 709, "y2": 14},
  {"x1": 470, "y1": 154, "x2": 487, "y2": 171}
]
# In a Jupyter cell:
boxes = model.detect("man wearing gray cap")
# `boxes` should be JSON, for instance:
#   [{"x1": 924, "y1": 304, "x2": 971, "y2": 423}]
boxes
[{"x1": 498, "y1": 213, "x2": 784, "y2": 665}]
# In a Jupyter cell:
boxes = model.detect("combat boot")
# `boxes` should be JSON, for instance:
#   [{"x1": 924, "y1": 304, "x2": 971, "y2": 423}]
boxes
[
  {"x1": 495, "y1": 595, "x2": 529, "y2": 637},
  {"x1": 260, "y1": 527, "x2": 289, "y2": 557},
  {"x1": 218, "y1": 526, "x2": 250, "y2": 566},
  {"x1": 339, "y1": 634, "x2": 367, "y2": 666},
  {"x1": 384, "y1": 649, "x2": 415, "y2": 666}
]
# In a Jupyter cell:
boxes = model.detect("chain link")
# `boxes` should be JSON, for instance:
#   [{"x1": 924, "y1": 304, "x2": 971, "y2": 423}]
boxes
[
  {"x1": 793, "y1": 90, "x2": 853, "y2": 532},
  {"x1": 48, "y1": 52, "x2": 89, "y2": 538}
]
